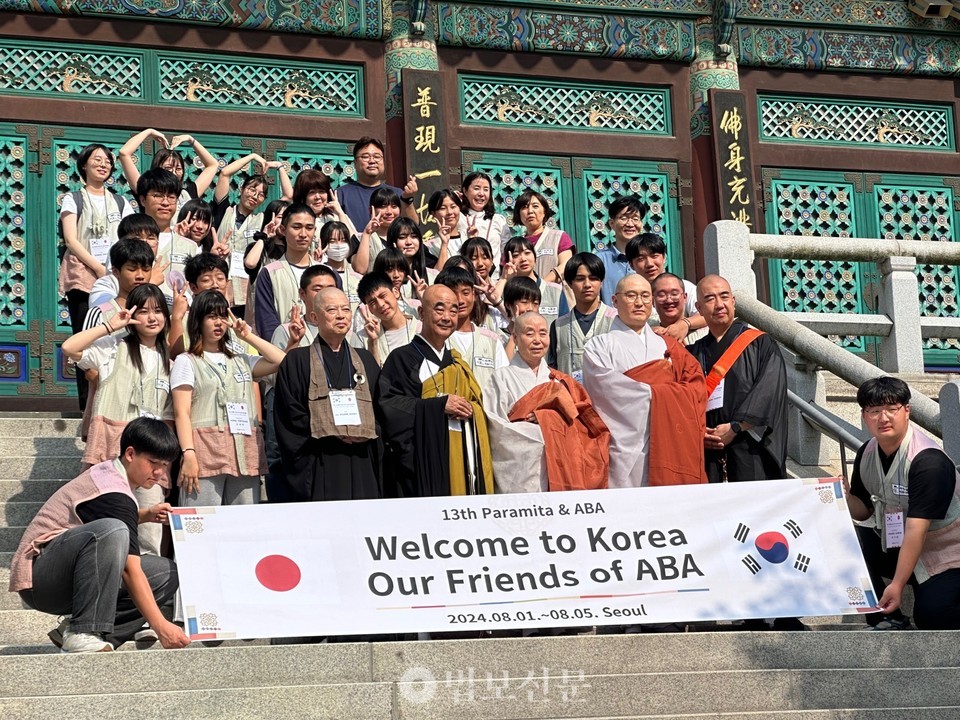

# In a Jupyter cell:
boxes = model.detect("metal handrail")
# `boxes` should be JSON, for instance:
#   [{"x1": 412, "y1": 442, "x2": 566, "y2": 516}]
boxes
[{"x1": 786, "y1": 389, "x2": 866, "y2": 482}]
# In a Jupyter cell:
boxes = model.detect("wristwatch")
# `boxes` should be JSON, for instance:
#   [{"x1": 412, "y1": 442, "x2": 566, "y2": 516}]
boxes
[
  {"x1": 401, "y1": 196, "x2": 414, "y2": 204},
  {"x1": 730, "y1": 421, "x2": 742, "y2": 434}
]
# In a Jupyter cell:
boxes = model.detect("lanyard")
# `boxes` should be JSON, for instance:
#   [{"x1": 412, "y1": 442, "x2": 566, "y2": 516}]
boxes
[
  {"x1": 413, "y1": 340, "x2": 445, "y2": 397},
  {"x1": 137, "y1": 347, "x2": 164, "y2": 410},
  {"x1": 200, "y1": 355, "x2": 245, "y2": 391},
  {"x1": 313, "y1": 341, "x2": 358, "y2": 390}
]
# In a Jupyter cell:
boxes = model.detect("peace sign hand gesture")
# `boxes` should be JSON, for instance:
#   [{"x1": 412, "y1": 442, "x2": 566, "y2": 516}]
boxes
[{"x1": 359, "y1": 304, "x2": 381, "y2": 340}]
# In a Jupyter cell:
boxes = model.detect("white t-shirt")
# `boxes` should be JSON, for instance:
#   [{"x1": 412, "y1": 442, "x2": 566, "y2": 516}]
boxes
[
  {"x1": 448, "y1": 327, "x2": 509, "y2": 372},
  {"x1": 77, "y1": 334, "x2": 160, "y2": 377},
  {"x1": 88, "y1": 274, "x2": 121, "y2": 307},
  {"x1": 59, "y1": 191, "x2": 134, "y2": 220},
  {"x1": 170, "y1": 352, "x2": 260, "y2": 389}
]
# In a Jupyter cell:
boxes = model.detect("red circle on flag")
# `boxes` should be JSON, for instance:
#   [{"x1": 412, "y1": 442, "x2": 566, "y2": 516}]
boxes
[{"x1": 255, "y1": 555, "x2": 301, "y2": 592}]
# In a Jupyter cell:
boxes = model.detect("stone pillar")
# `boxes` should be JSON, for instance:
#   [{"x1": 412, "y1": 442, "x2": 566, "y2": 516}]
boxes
[
  {"x1": 383, "y1": 1, "x2": 440, "y2": 184},
  {"x1": 782, "y1": 348, "x2": 833, "y2": 466},
  {"x1": 689, "y1": 9, "x2": 741, "y2": 274},
  {"x1": 877, "y1": 256, "x2": 924, "y2": 373},
  {"x1": 939, "y1": 380, "x2": 960, "y2": 466},
  {"x1": 703, "y1": 220, "x2": 755, "y2": 296}
]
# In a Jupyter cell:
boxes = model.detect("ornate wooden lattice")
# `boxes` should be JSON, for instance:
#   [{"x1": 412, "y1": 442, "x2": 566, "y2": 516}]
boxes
[
  {"x1": 0, "y1": 136, "x2": 27, "y2": 328},
  {"x1": 875, "y1": 184, "x2": 960, "y2": 351},
  {"x1": 0, "y1": 41, "x2": 143, "y2": 99},
  {"x1": 459, "y1": 74, "x2": 670, "y2": 135},
  {"x1": 581, "y1": 170, "x2": 670, "y2": 254},
  {"x1": 157, "y1": 55, "x2": 363, "y2": 116},
  {"x1": 467, "y1": 161, "x2": 564, "y2": 232},
  {"x1": 274, "y1": 150, "x2": 356, "y2": 190},
  {"x1": 769, "y1": 180, "x2": 865, "y2": 351},
  {"x1": 759, "y1": 96, "x2": 953, "y2": 150}
]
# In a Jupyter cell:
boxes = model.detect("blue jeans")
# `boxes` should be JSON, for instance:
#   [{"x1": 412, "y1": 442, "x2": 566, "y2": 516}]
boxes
[{"x1": 19, "y1": 518, "x2": 179, "y2": 647}]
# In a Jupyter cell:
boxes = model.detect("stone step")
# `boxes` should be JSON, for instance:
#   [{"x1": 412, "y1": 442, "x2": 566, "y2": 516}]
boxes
[
  {"x1": 0, "y1": 437, "x2": 84, "y2": 457},
  {"x1": 0, "y1": 502, "x2": 41, "y2": 527},
  {"x1": 0, "y1": 479, "x2": 68, "y2": 503},
  {"x1": 590, "y1": 713, "x2": 960, "y2": 719},
  {"x1": 0, "y1": 417, "x2": 82, "y2": 439},
  {"x1": 0, "y1": 527, "x2": 25, "y2": 553},
  {"x1": 0, "y1": 684, "x2": 392, "y2": 720},
  {"x1": 0, "y1": 456, "x2": 81, "y2": 481}
]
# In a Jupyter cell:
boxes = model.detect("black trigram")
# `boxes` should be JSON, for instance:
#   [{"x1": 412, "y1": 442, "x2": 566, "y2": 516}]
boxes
[
  {"x1": 784, "y1": 519, "x2": 803, "y2": 538},
  {"x1": 742, "y1": 555, "x2": 762, "y2": 575},
  {"x1": 794, "y1": 553, "x2": 811, "y2": 573},
  {"x1": 734, "y1": 522, "x2": 750, "y2": 543}
]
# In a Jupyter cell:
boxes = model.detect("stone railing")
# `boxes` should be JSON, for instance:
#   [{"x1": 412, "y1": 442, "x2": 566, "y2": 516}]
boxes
[{"x1": 703, "y1": 220, "x2": 960, "y2": 466}]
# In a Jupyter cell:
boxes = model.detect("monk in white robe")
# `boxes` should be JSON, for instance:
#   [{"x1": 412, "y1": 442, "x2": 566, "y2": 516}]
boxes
[
  {"x1": 485, "y1": 312, "x2": 609, "y2": 494},
  {"x1": 583, "y1": 274, "x2": 707, "y2": 488}
]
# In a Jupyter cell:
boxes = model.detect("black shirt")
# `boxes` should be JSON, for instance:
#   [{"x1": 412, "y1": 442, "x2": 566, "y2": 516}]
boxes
[
  {"x1": 850, "y1": 443, "x2": 956, "y2": 520},
  {"x1": 77, "y1": 492, "x2": 140, "y2": 556}
]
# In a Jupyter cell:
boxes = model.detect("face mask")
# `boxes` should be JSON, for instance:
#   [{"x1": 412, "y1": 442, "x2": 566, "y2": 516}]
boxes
[{"x1": 326, "y1": 242, "x2": 350, "y2": 262}]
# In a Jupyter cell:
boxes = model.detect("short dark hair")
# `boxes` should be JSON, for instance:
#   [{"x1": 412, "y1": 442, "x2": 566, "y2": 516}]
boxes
[
  {"x1": 436, "y1": 265, "x2": 476, "y2": 291},
  {"x1": 461, "y1": 237, "x2": 494, "y2": 264},
  {"x1": 563, "y1": 251, "x2": 605, "y2": 285},
  {"x1": 503, "y1": 236, "x2": 534, "y2": 263},
  {"x1": 282, "y1": 202, "x2": 316, "y2": 222},
  {"x1": 373, "y1": 247, "x2": 410, "y2": 277},
  {"x1": 353, "y1": 137, "x2": 385, "y2": 158},
  {"x1": 608, "y1": 195, "x2": 649, "y2": 221},
  {"x1": 240, "y1": 174, "x2": 267, "y2": 192},
  {"x1": 652, "y1": 272, "x2": 684, "y2": 292},
  {"x1": 150, "y1": 148, "x2": 185, "y2": 176},
  {"x1": 857, "y1": 377, "x2": 911, "y2": 409},
  {"x1": 184, "y1": 253, "x2": 229, "y2": 285},
  {"x1": 370, "y1": 186, "x2": 401, "y2": 210},
  {"x1": 118, "y1": 214, "x2": 160, "y2": 240},
  {"x1": 123, "y1": 284, "x2": 170, "y2": 374},
  {"x1": 503, "y1": 276, "x2": 541, "y2": 308},
  {"x1": 427, "y1": 188, "x2": 464, "y2": 215},
  {"x1": 319, "y1": 220, "x2": 351, "y2": 249},
  {"x1": 625, "y1": 232, "x2": 667, "y2": 261},
  {"x1": 137, "y1": 168, "x2": 182, "y2": 200},
  {"x1": 358, "y1": 272, "x2": 395, "y2": 303},
  {"x1": 120, "y1": 416, "x2": 180, "y2": 462},
  {"x1": 177, "y1": 199, "x2": 214, "y2": 251},
  {"x1": 512, "y1": 189, "x2": 554, "y2": 226},
  {"x1": 76, "y1": 144, "x2": 115, "y2": 182},
  {"x1": 301, "y1": 264, "x2": 340, "y2": 291},
  {"x1": 109, "y1": 237, "x2": 154, "y2": 269}
]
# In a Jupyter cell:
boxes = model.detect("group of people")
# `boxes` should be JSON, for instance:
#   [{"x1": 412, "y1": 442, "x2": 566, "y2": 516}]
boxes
[{"x1": 10, "y1": 133, "x2": 960, "y2": 653}]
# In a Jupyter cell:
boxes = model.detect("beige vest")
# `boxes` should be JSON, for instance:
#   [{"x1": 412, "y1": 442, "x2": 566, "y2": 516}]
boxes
[
  {"x1": 59, "y1": 190, "x2": 125, "y2": 294},
  {"x1": 538, "y1": 278, "x2": 563, "y2": 326},
  {"x1": 307, "y1": 340, "x2": 377, "y2": 440},
  {"x1": 219, "y1": 205, "x2": 263, "y2": 305},
  {"x1": 188, "y1": 352, "x2": 259, "y2": 474},
  {"x1": 860, "y1": 427, "x2": 960, "y2": 582},
  {"x1": 532, "y1": 227, "x2": 563, "y2": 280},
  {"x1": 10, "y1": 461, "x2": 135, "y2": 592},
  {"x1": 446, "y1": 325, "x2": 503, "y2": 390},
  {"x1": 92, "y1": 341, "x2": 171, "y2": 421},
  {"x1": 265, "y1": 257, "x2": 313, "y2": 326},
  {"x1": 554, "y1": 303, "x2": 617, "y2": 376}
]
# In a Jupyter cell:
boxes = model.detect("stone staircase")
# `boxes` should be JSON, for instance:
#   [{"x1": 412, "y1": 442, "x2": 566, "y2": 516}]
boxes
[{"x1": 2, "y1": 413, "x2": 960, "y2": 718}]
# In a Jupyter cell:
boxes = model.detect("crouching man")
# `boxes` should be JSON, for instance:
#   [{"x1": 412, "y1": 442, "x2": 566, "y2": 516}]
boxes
[{"x1": 9, "y1": 417, "x2": 190, "y2": 652}]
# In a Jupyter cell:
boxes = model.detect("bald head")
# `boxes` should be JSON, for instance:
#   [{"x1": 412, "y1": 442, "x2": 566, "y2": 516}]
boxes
[
  {"x1": 695, "y1": 274, "x2": 736, "y2": 336},
  {"x1": 612, "y1": 273, "x2": 653, "y2": 331},
  {"x1": 313, "y1": 287, "x2": 352, "y2": 344},
  {"x1": 419, "y1": 284, "x2": 459, "y2": 347},
  {"x1": 513, "y1": 312, "x2": 549, "y2": 369}
]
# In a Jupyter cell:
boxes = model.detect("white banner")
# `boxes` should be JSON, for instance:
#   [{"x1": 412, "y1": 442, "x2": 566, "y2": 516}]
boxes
[{"x1": 170, "y1": 479, "x2": 878, "y2": 640}]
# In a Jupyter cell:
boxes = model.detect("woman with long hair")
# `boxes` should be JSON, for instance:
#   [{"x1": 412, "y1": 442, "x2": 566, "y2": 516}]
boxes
[
  {"x1": 171, "y1": 290, "x2": 286, "y2": 506},
  {"x1": 461, "y1": 171, "x2": 510, "y2": 269}
]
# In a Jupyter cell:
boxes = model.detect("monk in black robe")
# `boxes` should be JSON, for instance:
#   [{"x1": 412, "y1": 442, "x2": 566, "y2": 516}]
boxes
[
  {"x1": 274, "y1": 288, "x2": 382, "y2": 501},
  {"x1": 376, "y1": 284, "x2": 494, "y2": 498},
  {"x1": 689, "y1": 275, "x2": 788, "y2": 483}
]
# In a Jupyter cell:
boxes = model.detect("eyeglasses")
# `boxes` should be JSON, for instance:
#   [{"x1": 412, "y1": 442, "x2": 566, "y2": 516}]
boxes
[
  {"x1": 863, "y1": 404, "x2": 905, "y2": 419},
  {"x1": 654, "y1": 291, "x2": 684, "y2": 301},
  {"x1": 357, "y1": 153, "x2": 384, "y2": 162},
  {"x1": 619, "y1": 291, "x2": 653, "y2": 304},
  {"x1": 147, "y1": 192, "x2": 178, "y2": 202},
  {"x1": 245, "y1": 188, "x2": 266, "y2": 199}
]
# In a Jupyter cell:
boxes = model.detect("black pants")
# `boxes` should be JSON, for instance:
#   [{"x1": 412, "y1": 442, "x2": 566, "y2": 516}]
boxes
[
  {"x1": 857, "y1": 525, "x2": 960, "y2": 630},
  {"x1": 66, "y1": 289, "x2": 90, "y2": 410}
]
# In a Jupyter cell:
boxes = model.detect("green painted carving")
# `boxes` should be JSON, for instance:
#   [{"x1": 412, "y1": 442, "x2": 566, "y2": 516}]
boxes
[
  {"x1": 759, "y1": 96, "x2": 953, "y2": 151},
  {"x1": 0, "y1": 41, "x2": 143, "y2": 99},
  {"x1": 469, "y1": 160, "x2": 566, "y2": 231},
  {"x1": 580, "y1": 170, "x2": 672, "y2": 256},
  {"x1": 460, "y1": 75, "x2": 670, "y2": 135},
  {"x1": 158, "y1": 54, "x2": 364, "y2": 116},
  {"x1": 689, "y1": 16, "x2": 739, "y2": 139},
  {"x1": 766, "y1": 178, "x2": 865, "y2": 351},
  {"x1": 0, "y1": 136, "x2": 27, "y2": 328},
  {"x1": 874, "y1": 183, "x2": 960, "y2": 352},
  {"x1": 384, "y1": 1, "x2": 439, "y2": 121}
]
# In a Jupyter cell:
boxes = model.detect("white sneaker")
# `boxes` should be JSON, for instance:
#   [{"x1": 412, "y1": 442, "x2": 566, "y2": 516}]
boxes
[
  {"x1": 134, "y1": 625, "x2": 159, "y2": 647},
  {"x1": 48, "y1": 616, "x2": 70, "y2": 649},
  {"x1": 60, "y1": 630, "x2": 112, "y2": 653}
]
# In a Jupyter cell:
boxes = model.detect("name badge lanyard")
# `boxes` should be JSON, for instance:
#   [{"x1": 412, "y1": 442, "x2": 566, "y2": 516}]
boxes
[
  {"x1": 313, "y1": 342, "x2": 364, "y2": 390},
  {"x1": 874, "y1": 445, "x2": 909, "y2": 550},
  {"x1": 138, "y1": 348, "x2": 165, "y2": 413},
  {"x1": 202, "y1": 355, "x2": 247, "y2": 404}
]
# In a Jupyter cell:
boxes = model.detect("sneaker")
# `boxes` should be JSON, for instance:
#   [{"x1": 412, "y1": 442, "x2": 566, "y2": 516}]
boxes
[
  {"x1": 866, "y1": 617, "x2": 911, "y2": 631},
  {"x1": 48, "y1": 616, "x2": 70, "y2": 649},
  {"x1": 60, "y1": 630, "x2": 112, "y2": 653},
  {"x1": 134, "y1": 625, "x2": 159, "y2": 647}
]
